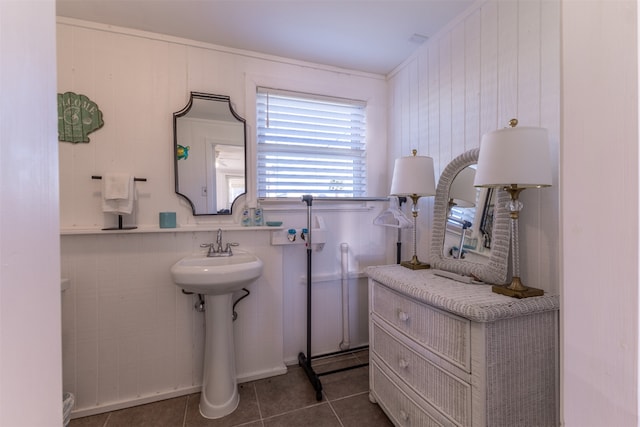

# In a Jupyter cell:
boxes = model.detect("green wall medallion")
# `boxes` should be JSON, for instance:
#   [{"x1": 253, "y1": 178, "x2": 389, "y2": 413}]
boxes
[{"x1": 57, "y1": 92, "x2": 104, "y2": 143}]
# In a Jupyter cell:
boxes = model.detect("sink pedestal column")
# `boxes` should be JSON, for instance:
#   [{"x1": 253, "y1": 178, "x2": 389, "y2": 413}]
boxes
[{"x1": 200, "y1": 293, "x2": 239, "y2": 419}]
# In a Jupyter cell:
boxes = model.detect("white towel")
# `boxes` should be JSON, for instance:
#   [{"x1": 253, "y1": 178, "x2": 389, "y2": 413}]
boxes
[{"x1": 102, "y1": 173, "x2": 135, "y2": 215}]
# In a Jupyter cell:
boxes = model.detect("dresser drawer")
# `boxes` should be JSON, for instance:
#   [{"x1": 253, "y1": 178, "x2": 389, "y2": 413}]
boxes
[
  {"x1": 371, "y1": 281, "x2": 471, "y2": 371},
  {"x1": 371, "y1": 322, "x2": 471, "y2": 426},
  {"x1": 371, "y1": 360, "x2": 455, "y2": 427}
]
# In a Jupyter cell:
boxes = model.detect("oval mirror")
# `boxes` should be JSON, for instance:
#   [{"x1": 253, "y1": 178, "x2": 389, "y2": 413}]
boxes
[
  {"x1": 173, "y1": 92, "x2": 246, "y2": 215},
  {"x1": 430, "y1": 148, "x2": 510, "y2": 284}
]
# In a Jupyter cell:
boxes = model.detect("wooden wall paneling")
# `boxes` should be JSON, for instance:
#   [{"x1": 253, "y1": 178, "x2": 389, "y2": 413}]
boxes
[
  {"x1": 142, "y1": 41, "x2": 173, "y2": 212},
  {"x1": 417, "y1": 48, "x2": 430, "y2": 157},
  {"x1": 109, "y1": 34, "x2": 150, "y2": 174},
  {"x1": 57, "y1": 25, "x2": 76, "y2": 226},
  {"x1": 496, "y1": 0, "x2": 518, "y2": 126},
  {"x1": 479, "y1": 1, "x2": 499, "y2": 137},
  {"x1": 408, "y1": 58, "x2": 421, "y2": 155},
  {"x1": 82, "y1": 28, "x2": 111, "y2": 227},
  {"x1": 165, "y1": 44, "x2": 189, "y2": 209},
  {"x1": 437, "y1": 34, "x2": 453, "y2": 168},
  {"x1": 400, "y1": 66, "x2": 411, "y2": 156},
  {"x1": 464, "y1": 10, "x2": 481, "y2": 151},
  {"x1": 186, "y1": 45, "x2": 205, "y2": 94},
  {"x1": 427, "y1": 45, "x2": 440, "y2": 170},
  {"x1": 389, "y1": 75, "x2": 402, "y2": 169},
  {"x1": 450, "y1": 24, "x2": 466, "y2": 159},
  {"x1": 517, "y1": 0, "x2": 542, "y2": 126}
]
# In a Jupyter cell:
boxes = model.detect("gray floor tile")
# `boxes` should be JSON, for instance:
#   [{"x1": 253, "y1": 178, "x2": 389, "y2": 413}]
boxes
[
  {"x1": 69, "y1": 413, "x2": 109, "y2": 427},
  {"x1": 263, "y1": 403, "x2": 341, "y2": 427},
  {"x1": 185, "y1": 383, "x2": 261, "y2": 427},
  {"x1": 254, "y1": 366, "x2": 322, "y2": 418},
  {"x1": 66, "y1": 349, "x2": 390, "y2": 427},
  {"x1": 330, "y1": 393, "x2": 393, "y2": 427},
  {"x1": 316, "y1": 361, "x2": 369, "y2": 401},
  {"x1": 104, "y1": 396, "x2": 187, "y2": 427}
]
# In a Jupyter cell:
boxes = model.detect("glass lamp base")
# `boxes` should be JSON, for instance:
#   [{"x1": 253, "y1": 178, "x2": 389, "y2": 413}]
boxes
[{"x1": 492, "y1": 276, "x2": 544, "y2": 298}]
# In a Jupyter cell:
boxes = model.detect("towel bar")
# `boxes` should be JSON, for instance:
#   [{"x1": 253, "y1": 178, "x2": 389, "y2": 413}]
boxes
[{"x1": 91, "y1": 175, "x2": 147, "y2": 230}]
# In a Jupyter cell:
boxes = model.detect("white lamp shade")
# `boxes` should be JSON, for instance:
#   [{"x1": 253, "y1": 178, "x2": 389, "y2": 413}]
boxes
[
  {"x1": 474, "y1": 126, "x2": 552, "y2": 188},
  {"x1": 449, "y1": 166, "x2": 476, "y2": 207},
  {"x1": 390, "y1": 153, "x2": 436, "y2": 196}
]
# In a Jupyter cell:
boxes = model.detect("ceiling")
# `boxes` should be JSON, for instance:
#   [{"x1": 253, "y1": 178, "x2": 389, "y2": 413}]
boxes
[{"x1": 56, "y1": 0, "x2": 473, "y2": 75}]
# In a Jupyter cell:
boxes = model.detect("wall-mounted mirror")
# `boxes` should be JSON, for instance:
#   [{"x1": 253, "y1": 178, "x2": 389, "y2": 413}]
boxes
[
  {"x1": 430, "y1": 148, "x2": 510, "y2": 284},
  {"x1": 173, "y1": 92, "x2": 246, "y2": 215}
]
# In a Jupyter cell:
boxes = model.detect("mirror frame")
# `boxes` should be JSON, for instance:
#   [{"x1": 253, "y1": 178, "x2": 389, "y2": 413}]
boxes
[
  {"x1": 430, "y1": 148, "x2": 510, "y2": 284},
  {"x1": 173, "y1": 92, "x2": 247, "y2": 215}
]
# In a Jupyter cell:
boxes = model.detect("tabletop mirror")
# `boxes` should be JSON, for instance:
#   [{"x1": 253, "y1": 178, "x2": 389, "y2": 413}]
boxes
[
  {"x1": 173, "y1": 92, "x2": 247, "y2": 215},
  {"x1": 430, "y1": 148, "x2": 510, "y2": 284}
]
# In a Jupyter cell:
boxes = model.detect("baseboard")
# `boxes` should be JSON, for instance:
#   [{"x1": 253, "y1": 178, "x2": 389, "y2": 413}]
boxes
[
  {"x1": 70, "y1": 385, "x2": 202, "y2": 419},
  {"x1": 70, "y1": 365, "x2": 289, "y2": 419},
  {"x1": 237, "y1": 364, "x2": 288, "y2": 383}
]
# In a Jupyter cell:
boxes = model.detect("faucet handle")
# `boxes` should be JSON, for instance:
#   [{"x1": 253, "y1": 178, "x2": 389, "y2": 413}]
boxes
[
  {"x1": 200, "y1": 243, "x2": 216, "y2": 256},
  {"x1": 225, "y1": 242, "x2": 239, "y2": 254}
]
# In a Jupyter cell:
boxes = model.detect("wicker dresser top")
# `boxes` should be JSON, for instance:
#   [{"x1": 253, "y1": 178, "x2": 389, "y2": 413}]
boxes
[{"x1": 365, "y1": 265, "x2": 559, "y2": 323}]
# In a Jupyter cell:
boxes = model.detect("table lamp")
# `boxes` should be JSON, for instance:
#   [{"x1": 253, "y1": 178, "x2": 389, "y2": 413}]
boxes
[
  {"x1": 390, "y1": 149, "x2": 436, "y2": 269},
  {"x1": 474, "y1": 119, "x2": 552, "y2": 298}
]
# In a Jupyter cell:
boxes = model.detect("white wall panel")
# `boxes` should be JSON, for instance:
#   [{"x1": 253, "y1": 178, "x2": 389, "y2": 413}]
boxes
[
  {"x1": 57, "y1": 18, "x2": 389, "y2": 416},
  {"x1": 61, "y1": 229, "x2": 285, "y2": 416},
  {"x1": 439, "y1": 33, "x2": 454, "y2": 166},
  {"x1": 464, "y1": 10, "x2": 481, "y2": 153},
  {"x1": 451, "y1": 25, "x2": 466, "y2": 158},
  {"x1": 388, "y1": 0, "x2": 560, "y2": 295},
  {"x1": 0, "y1": 1, "x2": 62, "y2": 425},
  {"x1": 561, "y1": 1, "x2": 638, "y2": 424}
]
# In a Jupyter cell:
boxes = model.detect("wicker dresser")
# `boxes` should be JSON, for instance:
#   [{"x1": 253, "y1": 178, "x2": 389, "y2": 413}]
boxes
[{"x1": 365, "y1": 265, "x2": 559, "y2": 427}]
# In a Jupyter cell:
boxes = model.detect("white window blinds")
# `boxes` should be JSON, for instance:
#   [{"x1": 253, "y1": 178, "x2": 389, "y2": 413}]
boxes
[{"x1": 256, "y1": 87, "x2": 367, "y2": 198}]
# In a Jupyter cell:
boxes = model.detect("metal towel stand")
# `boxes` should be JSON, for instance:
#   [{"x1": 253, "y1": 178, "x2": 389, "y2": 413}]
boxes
[
  {"x1": 297, "y1": 195, "x2": 388, "y2": 401},
  {"x1": 91, "y1": 175, "x2": 147, "y2": 230}
]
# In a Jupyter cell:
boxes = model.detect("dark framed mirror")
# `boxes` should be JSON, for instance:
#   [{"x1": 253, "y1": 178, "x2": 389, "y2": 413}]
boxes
[
  {"x1": 173, "y1": 92, "x2": 246, "y2": 215},
  {"x1": 430, "y1": 148, "x2": 510, "y2": 284}
]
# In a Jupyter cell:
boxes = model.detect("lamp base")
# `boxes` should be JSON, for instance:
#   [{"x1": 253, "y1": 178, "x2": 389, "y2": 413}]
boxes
[
  {"x1": 492, "y1": 276, "x2": 543, "y2": 298},
  {"x1": 400, "y1": 255, "x2": 430, "y2": 270}
]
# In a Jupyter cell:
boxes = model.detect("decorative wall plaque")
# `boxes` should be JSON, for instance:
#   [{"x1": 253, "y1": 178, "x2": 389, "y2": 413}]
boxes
[{"x1": 57, "y1": 92, "x2": 104, "y2": 143}]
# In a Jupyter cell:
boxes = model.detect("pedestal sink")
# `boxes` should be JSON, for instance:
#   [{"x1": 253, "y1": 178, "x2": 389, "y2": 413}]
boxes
[{"x1": 171, "y1": 250, "x2": 263, "y2": 419}]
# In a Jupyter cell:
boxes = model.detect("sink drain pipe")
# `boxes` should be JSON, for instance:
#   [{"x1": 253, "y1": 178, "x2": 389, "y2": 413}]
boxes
[
  {"x1": 181, "y1": 289, "x2": 251, "y2": 321},
  {"x1": 232, "y1": 288, "x2": 250, "y2": 321}
]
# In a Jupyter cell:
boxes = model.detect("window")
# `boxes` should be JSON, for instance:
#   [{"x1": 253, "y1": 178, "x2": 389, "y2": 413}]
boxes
[{"x1": 256, "y1": 87, "x2": 366, "y2": 198}]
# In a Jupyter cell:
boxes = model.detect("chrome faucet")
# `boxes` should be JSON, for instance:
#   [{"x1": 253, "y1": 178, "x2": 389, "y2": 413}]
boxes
[
  {"x1": 216, "y1": 228, "x2": 224, "y2": 253},
  {"x1": 201, "y1": 229, "x2": 238, "y2": 257}
]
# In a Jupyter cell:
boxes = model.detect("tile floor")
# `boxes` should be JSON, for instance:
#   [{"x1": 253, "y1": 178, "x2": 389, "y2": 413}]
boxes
[{"x1": 69, "y1": 350, "x2": 393, "y2": 427}]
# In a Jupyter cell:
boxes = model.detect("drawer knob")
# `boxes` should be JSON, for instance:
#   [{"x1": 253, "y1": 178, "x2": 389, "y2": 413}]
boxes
[
  {"x1": 398, "y1": 310, "x2": 410, "y2": 322},
  {"x1": 399, "y1": 358, "x2": 409, "y2": 369},
  {"x1": 399, "y1": 409, "x2": 409, "y2": 422}
]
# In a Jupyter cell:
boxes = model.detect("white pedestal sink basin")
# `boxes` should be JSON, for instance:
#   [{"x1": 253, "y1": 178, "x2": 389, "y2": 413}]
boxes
[
  {"x1": 171, "y1": 251, "x2": 263, "y2": 294},
  {"x1": 171, "y1": 250, "x2": 263, "y2": 419}
]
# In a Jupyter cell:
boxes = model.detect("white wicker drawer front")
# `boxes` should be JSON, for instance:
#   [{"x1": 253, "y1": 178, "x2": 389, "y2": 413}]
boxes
[
  {"x1": 371, "y1": 360, "x2": 455, "y2": 427},
  {"x1": 372, "y1": 282, "x2": 471, "y2": 371},
  {"x1": 372, "y1": 322, "x2": 471, "y2": 426}
]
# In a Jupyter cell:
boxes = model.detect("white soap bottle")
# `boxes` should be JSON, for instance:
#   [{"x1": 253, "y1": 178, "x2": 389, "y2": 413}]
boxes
[
  {"x1": 241, "y1": 206, "x2": 252, "y2": 226},
  {"x1": 253, "y1": 203, "x2": 264, "y2": 226}
]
